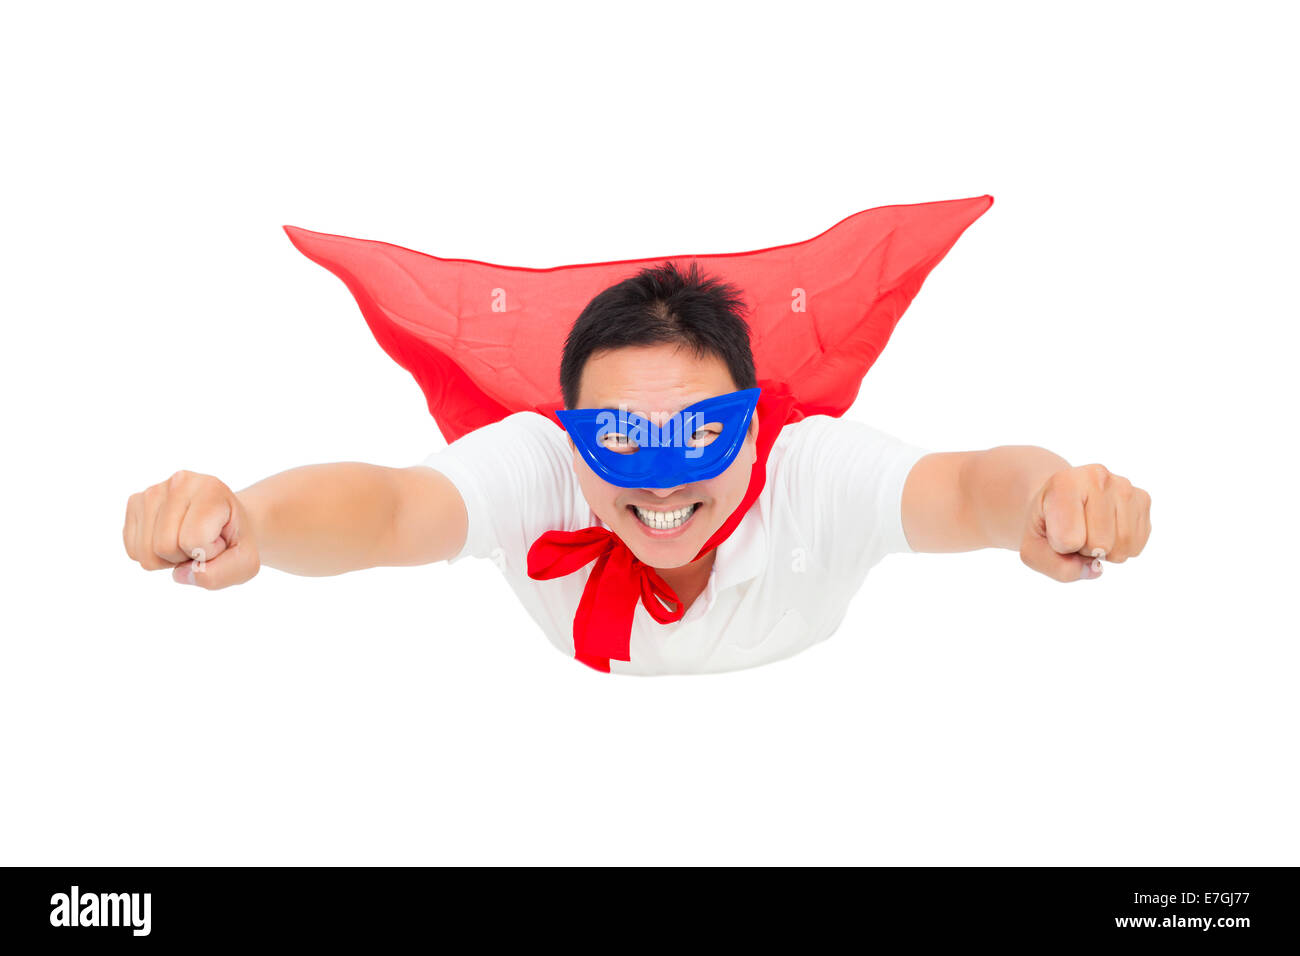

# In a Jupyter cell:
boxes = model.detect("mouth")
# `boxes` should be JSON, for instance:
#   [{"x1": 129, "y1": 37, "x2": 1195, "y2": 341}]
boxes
[{"x1": 626, "y1": 502, "x2": 702, "y2": 538}]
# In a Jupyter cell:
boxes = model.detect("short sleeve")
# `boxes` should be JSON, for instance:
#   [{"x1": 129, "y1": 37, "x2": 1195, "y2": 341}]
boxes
[
  {"x1": 415, "y1": 411, "x2": 575, "y2": 566},
  {"x1": 779, "y1": 414, "x2": 930, "y2": 576}
]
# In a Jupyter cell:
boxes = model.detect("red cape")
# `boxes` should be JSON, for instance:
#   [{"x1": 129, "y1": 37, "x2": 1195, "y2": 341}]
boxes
[{"x1": 283, "y1": 195, "x2": 993, "y2": 442}]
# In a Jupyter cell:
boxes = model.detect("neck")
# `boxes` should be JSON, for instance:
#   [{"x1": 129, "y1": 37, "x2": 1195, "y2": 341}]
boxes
[{"x1": 652, "y1": 549, "x2": 717, "y2": 612}]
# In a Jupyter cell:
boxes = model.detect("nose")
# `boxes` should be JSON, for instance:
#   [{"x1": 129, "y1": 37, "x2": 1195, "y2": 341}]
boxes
[{"x1": 642, "y1": 483, "x2": 688, "y2": 497}]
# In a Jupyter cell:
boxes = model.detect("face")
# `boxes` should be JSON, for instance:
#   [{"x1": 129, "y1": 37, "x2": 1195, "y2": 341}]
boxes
[{"x1": 568, "y1": 343, "x2": 759, "y2": 570}]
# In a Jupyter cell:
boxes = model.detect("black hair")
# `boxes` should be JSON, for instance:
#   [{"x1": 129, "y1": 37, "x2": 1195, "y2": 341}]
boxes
[{"x1": 559, "y1": 259, "x2": 757, "y2": 408}]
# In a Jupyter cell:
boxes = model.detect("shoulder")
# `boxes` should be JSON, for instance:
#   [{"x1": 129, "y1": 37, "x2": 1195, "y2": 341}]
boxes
[
  {"x1": 420, "y1": 410, "x2": 573, "y2": 502},
  {"x1": 772, "y1": 413, "x2": 839, "y2": 447},
  {"x1": 768, "y1": 413, "x2": 930, "y2": 520},
  {"x1": 419, "y1": 411, "x2": 579, "y2": 564},
  {"x1": 769, "y1": 414, "x2": 860, "y2": 471},
  {"x1": 769, "y1": 412, "x2": 930, "y2": 559},
  {"x1": 768, "y1": 415, "x2": 838, "y2": 506}
]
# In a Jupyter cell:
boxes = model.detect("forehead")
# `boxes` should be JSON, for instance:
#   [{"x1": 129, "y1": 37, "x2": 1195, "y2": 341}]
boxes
[{"x1": 577, "y1": 344, "x2": 736, "y2": 414}]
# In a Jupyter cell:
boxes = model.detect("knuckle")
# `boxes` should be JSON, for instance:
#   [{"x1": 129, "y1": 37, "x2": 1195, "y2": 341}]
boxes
[
  {"x1": 150, "y1": 524, "x2": 176, "y2": 560},
  {"x1": 143, "y1": 482, "x2": 165, "y2": 509},
  {"x1": 177, "y1": 533, "x2": 203, "y2": 560},
  {"x1": 1057, "y1": 528, "x2": 1087, "y2": 553},
  {"x1": 1110, "y1": 528, "x2": 1131, "y2": 556},
  {"x1": 167, "y1": 469, "x2": 191, "y2": 491},
  {"x1": 1113, "y1": 528, "x2": 1135, "y2": 562}
]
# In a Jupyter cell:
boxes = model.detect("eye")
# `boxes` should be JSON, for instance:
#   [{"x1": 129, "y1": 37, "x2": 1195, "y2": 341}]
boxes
[
  {"x1": 687, "y1": 422, "x2": 723, "y2": 447},
  {"x1": 600, "y1": 432, "x2": 639, "y2": 454}
]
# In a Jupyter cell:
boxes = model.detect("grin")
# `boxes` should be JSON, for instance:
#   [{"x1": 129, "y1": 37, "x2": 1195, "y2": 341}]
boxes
[{"x1": 628, "y1": 502, "x2": 701, "y2": 533}]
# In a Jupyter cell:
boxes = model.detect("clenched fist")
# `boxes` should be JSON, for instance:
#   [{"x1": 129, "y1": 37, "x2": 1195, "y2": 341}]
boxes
[
  {"x1": 1020, "y1": 463, "x2": 1152, "y2": 582},
  {"x1": 122, "y1": 470, "x2": 260, "y2": 589}
]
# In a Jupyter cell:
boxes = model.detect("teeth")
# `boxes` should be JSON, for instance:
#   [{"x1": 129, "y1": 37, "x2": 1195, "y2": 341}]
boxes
[{"x1": 633, "y1": 503, "x2": 697, "y2": 530}]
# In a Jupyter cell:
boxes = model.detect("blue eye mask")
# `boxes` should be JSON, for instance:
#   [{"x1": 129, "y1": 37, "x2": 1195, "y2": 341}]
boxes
[{"x1": 556, "y1": 387, "x2": 761, "y2": 489}]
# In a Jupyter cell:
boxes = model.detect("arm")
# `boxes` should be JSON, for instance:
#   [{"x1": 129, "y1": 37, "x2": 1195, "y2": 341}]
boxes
[
  {"x1": 901, "y1": 446, "x2": 1151, "y2": 580},
  {"x1": 901, "y1": 446, "x2": 1069, "y2": 553},
  {"x1": 238, "y1": 463, "x2": 469, "y2": 576},
  {"x1": 124, "y1": 462, "x2": 469, "y2": 589}
]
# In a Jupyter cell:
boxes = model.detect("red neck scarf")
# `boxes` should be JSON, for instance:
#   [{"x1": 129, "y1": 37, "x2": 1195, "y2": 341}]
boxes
[{"x1": 525, "y1": 379, "x2": 803, "y2": 672}]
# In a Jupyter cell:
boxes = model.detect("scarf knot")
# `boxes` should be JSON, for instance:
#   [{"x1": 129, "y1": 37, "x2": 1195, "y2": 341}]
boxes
[{"x1": 527, "y1": 528, "x2": 685, "y2": 671}]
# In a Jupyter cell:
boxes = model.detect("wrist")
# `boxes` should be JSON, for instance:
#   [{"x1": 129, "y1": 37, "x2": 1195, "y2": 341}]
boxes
[
  {"x1": 235, "y1": 483, "x2": 274, "y2": 554},
  {"x1": 970, "y1": 446, "x2": 1070, "y2": 551}
]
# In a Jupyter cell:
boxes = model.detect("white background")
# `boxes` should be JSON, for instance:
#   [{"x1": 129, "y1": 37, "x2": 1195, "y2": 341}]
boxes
[{"x1": 2, "y1": 1, "x2": 1295, "y2": 865}]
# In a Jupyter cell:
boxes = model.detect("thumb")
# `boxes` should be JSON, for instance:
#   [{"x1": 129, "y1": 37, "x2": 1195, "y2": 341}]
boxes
[
  {"x1": 1020, "y1": 525, "x2": 1099, "y2": 582},
  {"x1": 178, "y1": 539, "x2": 260, "y2": 590},
  {"x1": 170, "y1": 534, "x2": 225, "y2": 585}
]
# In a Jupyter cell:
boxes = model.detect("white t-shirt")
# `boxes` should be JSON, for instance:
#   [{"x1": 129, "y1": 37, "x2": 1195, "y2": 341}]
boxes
[{"x1": 418, "y1": 411, "x2": 930, "y2": 676}]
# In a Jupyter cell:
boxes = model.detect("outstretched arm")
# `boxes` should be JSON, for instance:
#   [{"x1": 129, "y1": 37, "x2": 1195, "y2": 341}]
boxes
[
  {"x1": 124, "y1": 463, "x2": 470, "y2": 588},
  {"x1": 239, "y1": 463, "x2": 469, "y2": 576},
  {"x1": 900, "y1": 447, "x2": 1152, "y2": 581}
]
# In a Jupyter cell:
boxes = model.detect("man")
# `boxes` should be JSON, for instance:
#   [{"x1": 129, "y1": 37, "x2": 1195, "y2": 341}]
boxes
[{"x1": 122, "y1": 262, "x2": 1152, "y2": 675}]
